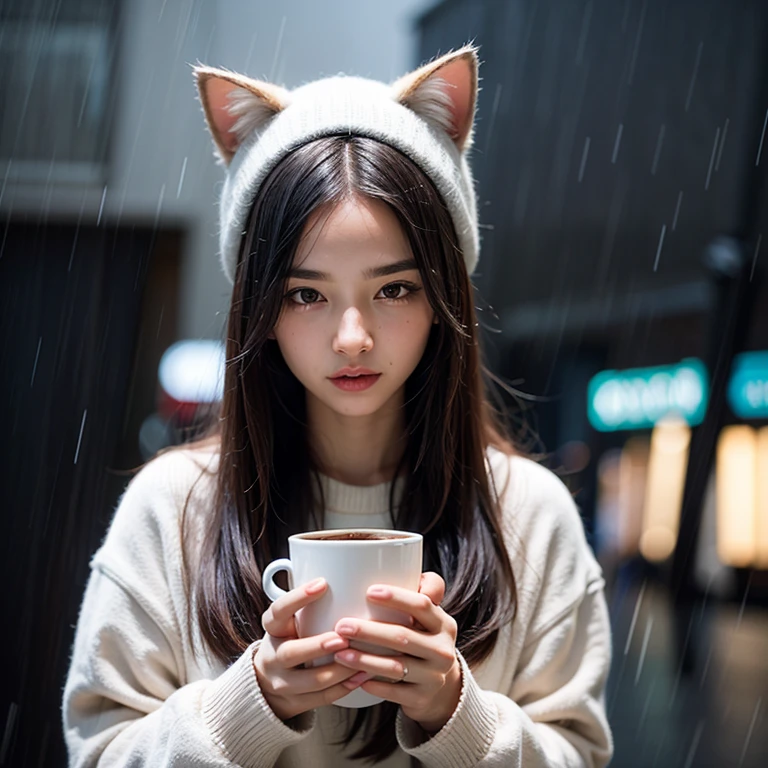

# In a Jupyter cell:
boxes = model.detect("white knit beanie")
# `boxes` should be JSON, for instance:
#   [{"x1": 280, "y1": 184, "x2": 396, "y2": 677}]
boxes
[{"x1": 194, "y1": 46, "x2": 480, "y2": 284}]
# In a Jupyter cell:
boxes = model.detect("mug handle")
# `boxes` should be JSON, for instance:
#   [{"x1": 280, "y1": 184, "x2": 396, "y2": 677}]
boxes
[{"x1": 262, "y1": 558, "x2": 294, "y2": 601}]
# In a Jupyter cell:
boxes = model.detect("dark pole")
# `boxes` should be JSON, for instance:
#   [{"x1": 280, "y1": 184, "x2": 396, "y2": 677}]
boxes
[{"x1": 669, "y1": 8, "x2": 768, "y2": 673}]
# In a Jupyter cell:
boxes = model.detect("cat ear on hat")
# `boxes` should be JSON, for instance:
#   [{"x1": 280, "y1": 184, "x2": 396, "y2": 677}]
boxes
[
  {"x1": 392, "y1": 44, "x2": 479, "y2": 152},
  {"x1": 192, "y1": 65, "x2": 289, "y2": 166}
]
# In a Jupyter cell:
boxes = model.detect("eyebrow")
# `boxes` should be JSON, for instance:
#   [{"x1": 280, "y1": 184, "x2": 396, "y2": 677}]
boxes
[{"x1": 288, "y1": 258, "x2": 419, "y2": 281}]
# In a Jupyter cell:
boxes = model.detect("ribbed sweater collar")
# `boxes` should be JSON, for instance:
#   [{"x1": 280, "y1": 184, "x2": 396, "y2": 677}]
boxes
[{"x1": 317, "y1": 473, "x2": 405, "y2": 516}]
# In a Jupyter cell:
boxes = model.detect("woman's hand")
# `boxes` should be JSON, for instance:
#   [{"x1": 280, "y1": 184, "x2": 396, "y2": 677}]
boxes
[
  {"x1": 253, "y1": 578, "x2": 361, "y2": 721},
  {"x1": 332, "y1": 572, "x2": 462, "y2": 734}
]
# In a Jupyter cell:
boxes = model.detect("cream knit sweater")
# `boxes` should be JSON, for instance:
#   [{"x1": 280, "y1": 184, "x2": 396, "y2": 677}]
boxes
[{"x1": 63, "y1": 445, "x2": 613, "y2": 767}]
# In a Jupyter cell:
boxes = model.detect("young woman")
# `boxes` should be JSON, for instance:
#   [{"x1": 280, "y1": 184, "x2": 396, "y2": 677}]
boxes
[{"x1": 63, "y1": 46, "x2": 613, "y2": 766}]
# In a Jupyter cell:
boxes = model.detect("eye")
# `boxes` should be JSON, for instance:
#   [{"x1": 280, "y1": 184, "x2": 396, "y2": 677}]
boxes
[
  {"x1": 287, "y1": 287, "x2": 324, "y2": 305},
  {"x1": 377, "y1": 281, "x2": 420, "y2": 301}
]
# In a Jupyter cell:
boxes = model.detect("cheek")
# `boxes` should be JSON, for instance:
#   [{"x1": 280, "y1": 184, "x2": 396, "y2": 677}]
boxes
[
  {"x1": 273, "y1": 316, "x2": 326, "y2": 376},
  {"x1": 273, "y1": 320, "x2": 305, "y2": 361},
  {"x1": 388, "y1": 310, "x2": 433, "y2": 355}
]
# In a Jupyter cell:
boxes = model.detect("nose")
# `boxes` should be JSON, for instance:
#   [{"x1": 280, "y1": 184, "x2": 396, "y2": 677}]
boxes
[{"x1": 333, "y1": 306, "x2": 373, "y2": 357}]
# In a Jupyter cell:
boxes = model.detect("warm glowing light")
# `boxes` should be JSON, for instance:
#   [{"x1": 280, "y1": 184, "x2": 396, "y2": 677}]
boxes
[
  {"x1": 755, "y1": 427, "x2": 768, "y2": 568},
  {"x1": 639, "y1": 419, "x2": 691, "y2": 562},
  {"x1": 716, "y1": 426, "x2": 757, "y2": 567}
]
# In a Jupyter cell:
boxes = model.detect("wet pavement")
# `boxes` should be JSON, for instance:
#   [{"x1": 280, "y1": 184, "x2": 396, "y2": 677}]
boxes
[{"x1": 607, "y1": 579, "x2": 767, "y2": 767}]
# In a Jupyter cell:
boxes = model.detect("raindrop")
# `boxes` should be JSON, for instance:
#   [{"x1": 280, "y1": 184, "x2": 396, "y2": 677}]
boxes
[
  {"x1": 30, "y1": 337, "x2": 42, "y2": 387},
  {"x1": 74, "y1": 409, "x2": 87, "y2": 465},
  {"x1": 483, "y1": 83, "x2": 503, "y2": 156},
  {"x1": 750, "y1": 234, "x2": 762, "y2": 281},
  {"x1": 624, "y1": 579, "x2": 646, "y2": 655},
  {"x1": 156, "y1": 305, "x2": 165, "y2": 339},
  {"x1": 76, "y1": 49, "x2": 98, "y2": 129},
  {"x1": 636, "y1": 679, "x2": 656, "y2": 736},
  {"x1": 96, "y1": 185, "x2": 107, "y2": 226},
  {"x1": 0, "y1": 702, "x2": 18, "y2": 765},
  {"x1": 68, "y1": 198, "x2": 86, "y2": 272},
  {"x1": 651, "y1": 124, "x2": 665, "y2": 175},
  {"x1": 270, "y1": 16, "x2": 287, "y2": 82},
  {"x1": 738, "y1": 697, "x2": 762, "y2": 766},
  {"x1": 715, "y1": 118, "x2": 729, "y2": 171},
  {"x1": 705, "y1": 127, "x2": 720, "y2": 190},
  {"x1": 634, "y1": 614, "x2": 653, "y2": 684},
  {"x1": 755, "y1": 108, "x2": 768, "y2": 167},
  {"x1": 575, "y1": 0, "x2": 593, "y2": 65},
  {"x1": 621, "y1": 0, "x2": 631, "y2": 32},
  {"x1": 578, "y1": 137, "x2": 591, "y2": 183},
  {"x1": 672, "y1": 191, "x2": 683, "y2": 231},
  {"x1": 627, "y1": 0, "x2": 648, "y2": 85},
  {"x1": 0, "y1": 158, "x2": 12, "y2": 209},
  {"x1": 685, "y1": 41, "x2": 704, "y2": 112},
  {"x1": 612, "y1": 123, "x2": 623, "y2": 165},
  {"x1": 245, "y1": 32, "x2": 259, "y2": 73},
  {"x1": 653, "y1": 224, "x2": 667, "y2": 272},
  {"x1": 176, "y1": 156, "x2": 188, "y2": 199},
  {"x1": 154, "y1": 183, "x2": 166, "y2": 230},
  {"x1": 682, "y1": 721, "x2": 704, "y2": 768}
]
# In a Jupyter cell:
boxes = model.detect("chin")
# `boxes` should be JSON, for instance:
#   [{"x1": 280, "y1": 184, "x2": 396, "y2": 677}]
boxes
[
  {"x1": 319, "y1": 391, "x2": 394, "y2": 418},
  {"x1": 330, "y1": 401, "x2": 387, "y2": 418}
]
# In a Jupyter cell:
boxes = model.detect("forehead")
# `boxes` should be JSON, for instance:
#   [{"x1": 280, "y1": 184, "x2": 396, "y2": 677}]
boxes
[{"x1": 294, "y1": 197, "x2": 411, "y2": 269}]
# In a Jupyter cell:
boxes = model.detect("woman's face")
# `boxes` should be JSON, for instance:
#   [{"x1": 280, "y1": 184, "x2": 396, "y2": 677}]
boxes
[{"x1": 272, "y1": 196, "x2": 435, "y2": 421}]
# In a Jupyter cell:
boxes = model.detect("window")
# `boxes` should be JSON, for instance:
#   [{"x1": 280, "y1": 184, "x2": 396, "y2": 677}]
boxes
[{"x1": 0, "y1": 0, "x2": 119, "y2": 182}]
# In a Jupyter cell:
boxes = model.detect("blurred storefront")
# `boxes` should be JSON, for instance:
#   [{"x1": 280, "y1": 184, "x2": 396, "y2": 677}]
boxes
[
  {"x1": 415, "y1": 0, "x2": 768, "y2": 566},
  {"x1": 416, "y1": 2, "x2": 768, "y2": 764}
]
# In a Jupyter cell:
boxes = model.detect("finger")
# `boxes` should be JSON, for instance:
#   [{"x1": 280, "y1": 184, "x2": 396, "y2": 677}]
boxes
[
  {"x1": 366, "y1": 585, "x2": 444, "y2": 634},
  {"x1": 262, "y1": 578, "x2": 327, "y2": 638},
  {"x1": 284, "y1": 662, "x2": 360, "y2": 694},
  {"x1": 273, "y1": 632, "x2": 349, "y2": 669},
  {"x1": 357, "y1": 678, "x2": 420, "y2": 708},
  {"x1": 334, "y1": 648, "x2": 426, "y2": 683},
  {"x1": 419, "y1": 572, "x2": 446, "y2": 605},
  {"x1": 335, "y1": 618, "x2": 441, "y2": 662}
]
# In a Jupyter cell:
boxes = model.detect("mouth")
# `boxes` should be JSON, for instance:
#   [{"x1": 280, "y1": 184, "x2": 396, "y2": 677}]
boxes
[
  {"x1": 328, "y1": 370, "x2": 381, "y2": 391},
  {"x1": 330, "y1": 367, "x2": 379, "y2": 379}
]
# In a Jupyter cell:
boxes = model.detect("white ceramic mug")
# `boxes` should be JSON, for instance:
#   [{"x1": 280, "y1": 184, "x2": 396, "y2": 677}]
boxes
[{"x1": 262, "y1": 528, "x2": 423, "y2": 708}]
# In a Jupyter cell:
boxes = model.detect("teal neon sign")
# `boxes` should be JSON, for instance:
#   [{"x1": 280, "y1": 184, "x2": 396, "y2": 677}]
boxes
[
  {"x1": 727, "y1": 352, "x2": 768, "y2": 419},
  {"x1": 588, "y1": 359, "x2": 709, "y2": 432}
]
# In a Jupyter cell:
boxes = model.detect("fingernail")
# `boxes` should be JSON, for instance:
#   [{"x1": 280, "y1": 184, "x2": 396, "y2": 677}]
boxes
[
  {"x1": 322, "y1": 637, "x2": 347, "y2": 651},
  {"x1": 305, "y1": 578, "x2": 326, "y2": 594},
  {"x1": 368, "y1": 586, "x2": 391, "y2": 599},
  {"x1": 335, "y1": 650, "x2": 357, "y2": 663},
  {"x1": 336, "y1": 622, "x2": 356, "y2": 635}
]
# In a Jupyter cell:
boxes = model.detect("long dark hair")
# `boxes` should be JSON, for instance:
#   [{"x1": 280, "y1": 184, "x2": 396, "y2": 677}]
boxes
[{"x1": 181, "y1": 135, "x2": 518, "y2": 762}]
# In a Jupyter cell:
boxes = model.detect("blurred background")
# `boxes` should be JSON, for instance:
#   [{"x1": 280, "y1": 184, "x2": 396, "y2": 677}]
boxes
[{"x1": 1, "y1": 0, "x2": 767, "y2": 765}]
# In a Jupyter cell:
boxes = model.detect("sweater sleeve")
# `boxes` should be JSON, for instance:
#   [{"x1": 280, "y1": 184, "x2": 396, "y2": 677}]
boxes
[
  {"x1": 62, "y1": 450, "x2": 315, "y2": 767},
  {"x1": 395, "y1": 583, "x2": 613, "y2": 767},
  {"x1": 396, "y1": 455, "x2": 613, "y2": 767},
  {"x1": 63, "y1": 564, "x2": 315, "y2": 767}
]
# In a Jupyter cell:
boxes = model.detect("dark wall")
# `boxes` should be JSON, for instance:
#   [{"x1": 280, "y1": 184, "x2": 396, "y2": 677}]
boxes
[
  {"x1": 0, "y1": 220, "x2": 155, "y2": 766},
  {"x1": 417, "y1": 0, "x2": 766, "y2": 313}
]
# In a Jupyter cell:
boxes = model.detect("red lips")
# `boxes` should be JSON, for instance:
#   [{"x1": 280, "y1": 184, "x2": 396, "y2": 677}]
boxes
[
  {"x1": 329, "y1": 367, "x2": 381, "y2": 392},
  {"x1": 330, "y1": 366, "x2": 379, "y2": 379}
]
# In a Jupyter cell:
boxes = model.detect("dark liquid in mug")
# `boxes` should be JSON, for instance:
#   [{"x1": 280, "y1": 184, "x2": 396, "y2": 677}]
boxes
[{"x1": 303, "y1": 532, "x2": 411, "y2": 541}]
